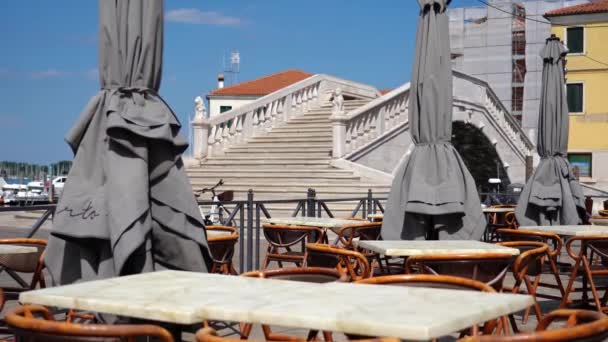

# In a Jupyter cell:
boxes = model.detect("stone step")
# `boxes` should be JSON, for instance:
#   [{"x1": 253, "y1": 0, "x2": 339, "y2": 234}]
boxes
[
  {"x1": 191, "y1": 185, "x2": 390, "y2": 195},
  {"x1": 222, "y1": 153, "x2": 330, "y2": 160},
  {"x1": 190, "y1": 176, "x2": 362, "y2": 184},
  {"x1": 187, "y1": 169, "x2": 354, "y2": 177},
  {"x1": 248, "y1": 136, "x2": 332, "y2": 143},
  {"x1": 292, "y1": 113, "x2": 331, "y2": 119},
  {"x1": 241, "y1": 141, "x2": 330, "y2": 147},
  {"x1": 225, "y1": 151, "x2": 330, "y2": 157},
  {"x1": 287, "y1": 118, "x2": 331, "y2": 124},
  {"x1": 191, "y1": 180, "x2": 390, "y2": 188},
  {"x1": 271, "y1": 127, "x2": 332, "y2": 133},
  {"x1": 202, "y1": 160, "x2": 331, "y2": 168},
  {"x1": 272, "y1": 123, "x2": 330, "y2": 129},
  {"x1": 258, "y1": 131, "x2": 332, "y2": 138}
]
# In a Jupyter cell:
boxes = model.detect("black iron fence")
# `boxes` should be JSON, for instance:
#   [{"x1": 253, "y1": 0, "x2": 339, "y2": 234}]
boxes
[
  {"x1": 0, "y1": 189, "x2": 387, "y2": 273},
  {"x1": 195, "y1": 188, "x2": 387, "y2": 272}
]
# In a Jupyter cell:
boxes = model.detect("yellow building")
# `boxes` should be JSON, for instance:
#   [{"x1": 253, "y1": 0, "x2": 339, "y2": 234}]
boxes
[{"x1": 546, "y1": 1, "x2": 608, "y2": 187}]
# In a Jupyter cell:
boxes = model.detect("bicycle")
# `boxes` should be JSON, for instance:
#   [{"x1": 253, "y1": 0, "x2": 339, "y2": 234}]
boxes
[{"x1": 195, "y1": 179, "x2": 236, "y2": 226}]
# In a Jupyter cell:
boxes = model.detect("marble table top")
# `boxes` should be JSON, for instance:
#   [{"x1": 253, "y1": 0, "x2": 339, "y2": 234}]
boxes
[
  {"x1": 519, "y1": 225, "x2": 608, "y2": 236},
  {"x1": 262, "y1": 217, "x2": 364, "y2": 228},
  {"x1": 205, "y1": 229, "x2": 233, "y2": 237},
  {"x1": 20, "y1": 271, "x2": 532, "y2": 340},
  {"x1": 591, "y1": 218, "x2": 608, "y2": 226},
  {"x1": 0, "y1": 245, "x2": 38, "y2": 255},
  {"x1": 357, "y1": 240, "x2": 520, "y2": 257},
  {"x1": 482, "y1": 208, "x2": 515, "y2": 213}
]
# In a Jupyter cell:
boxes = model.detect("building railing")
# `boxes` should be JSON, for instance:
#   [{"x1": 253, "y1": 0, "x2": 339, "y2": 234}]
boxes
[
  {"x1": 196, "y1": 188, "x2": 386, "y2": 272},
  {"x1": 191, "y1": 74, "x2": 381, "y2": 159},
  {"x1": 330, "y1": 83, "x2": 410, "y2": 159},
  {"x1": 0, "y1": 190, "x2": 386, "y2": 274},
  {"x1": 454, "y1": 70, "x2": 534, "y2": 158},
  {"x1": 330, "y1": 71, "x2": 534, "y2": 163}
]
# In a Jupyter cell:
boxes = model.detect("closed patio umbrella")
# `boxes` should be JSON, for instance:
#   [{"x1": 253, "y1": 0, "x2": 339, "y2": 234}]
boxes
[
  {"x1": 381, "y1": 0, "x2": 485, "y2": 240},
  {"x1": 45, "y1": 0, "x2": 212, "y2": 285},
  {"x1": 515, "y1": 36, "x2": 585, "y2": 226}
]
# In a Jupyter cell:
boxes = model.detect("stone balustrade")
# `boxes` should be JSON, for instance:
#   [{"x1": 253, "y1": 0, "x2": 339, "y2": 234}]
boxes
[
  {"x1": 332, "y1": 72, "x2": 534, "y2": 164},
  {"x1": 330, "y1": 83, "x2": 411, "y2": 159},
  {"x1": 191, "y1": 74, "x2": 380, "y2": 159}
]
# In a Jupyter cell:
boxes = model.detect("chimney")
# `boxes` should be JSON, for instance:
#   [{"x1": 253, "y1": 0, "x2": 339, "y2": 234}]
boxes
[{"x1": 217, "y1": 74, "x2": 225, "y2": 89}]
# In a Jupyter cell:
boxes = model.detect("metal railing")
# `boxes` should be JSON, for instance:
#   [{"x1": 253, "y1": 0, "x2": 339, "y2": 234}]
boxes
[
  {"x1": 1, "y1": 189, "x2": 387, "y2": 274},
  {"x1": 196, "y1": 188, "x2": 387, "y2": 272},
  {"x1": 0, "y1": 205, "x2": 55, "y2": 238}
]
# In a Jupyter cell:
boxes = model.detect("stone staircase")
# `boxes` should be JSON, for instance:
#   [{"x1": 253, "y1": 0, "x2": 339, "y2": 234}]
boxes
[{"x1": 187, "y1": 99, "x2": 391, "y2": 217}]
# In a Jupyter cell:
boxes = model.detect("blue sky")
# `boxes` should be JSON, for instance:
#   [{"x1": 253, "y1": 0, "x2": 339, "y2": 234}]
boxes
[{"x1": 0, "y1": 0, "x2": 481, "y2": 164}]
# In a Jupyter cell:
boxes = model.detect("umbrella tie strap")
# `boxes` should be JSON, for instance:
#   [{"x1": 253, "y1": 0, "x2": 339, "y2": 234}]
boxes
[{"x1": 103, "y1": 86, "x2": 157, "y2": 107}]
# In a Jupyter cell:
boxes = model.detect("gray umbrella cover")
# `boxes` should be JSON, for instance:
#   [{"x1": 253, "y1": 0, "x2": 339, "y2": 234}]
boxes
[
  {"x1": 515, "y1": 37, "x2": 586, "y2": 226},
  {"x1": 381, "y1": 0, "x2": 484, "y2": 240},
  {"x1": 45, "y1": 0, "x2": 212, "y2": 285}
]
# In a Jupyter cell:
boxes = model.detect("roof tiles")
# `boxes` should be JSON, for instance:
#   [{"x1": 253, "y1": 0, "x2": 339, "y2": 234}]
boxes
[
  {"x1": 208, "y1": 69, "x2": 312, "y2": 96},
  {"x1": 545, "y1": 0, "x2": 608, "y2": 17}
]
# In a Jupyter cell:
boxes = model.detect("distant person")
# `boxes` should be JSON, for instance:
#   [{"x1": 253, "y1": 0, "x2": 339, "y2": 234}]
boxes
[{"x1": 573, "y1": 165, "x2": 580, "y2": 180}]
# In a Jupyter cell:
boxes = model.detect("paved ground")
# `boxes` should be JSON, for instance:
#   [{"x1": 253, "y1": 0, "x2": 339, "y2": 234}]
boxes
[{"x1": 0, "y1": 211, "x2": 602, "y2": 341}]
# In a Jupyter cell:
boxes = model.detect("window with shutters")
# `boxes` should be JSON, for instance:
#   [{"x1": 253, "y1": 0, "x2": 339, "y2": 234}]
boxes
[
  {"x1": 567, "y1": 82, "x2": 584, "y2": 114},
  {"x1": 566, "y1": 27, "x2": 584, "y2": 54}
]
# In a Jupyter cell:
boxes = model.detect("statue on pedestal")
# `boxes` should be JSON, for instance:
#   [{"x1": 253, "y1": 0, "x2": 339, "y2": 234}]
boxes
[
  {"x1": 331, "y1": 88, "x2": 344, "y2": 116},
  {"x1": 194, "y1": 96, "x2": 206, "y2": 119}
]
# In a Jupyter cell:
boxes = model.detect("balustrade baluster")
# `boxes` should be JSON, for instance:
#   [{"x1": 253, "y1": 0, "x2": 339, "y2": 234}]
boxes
[
  {"x1": 235, "y1": 116, "x2": 244, "y2": 142},
  {"x1": 345, "y1": 123, "x2": 353, "y2": 154}
]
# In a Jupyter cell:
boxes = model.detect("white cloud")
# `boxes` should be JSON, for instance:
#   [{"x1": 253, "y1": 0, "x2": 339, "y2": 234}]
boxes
[
  {"x1": 166, "y1": 8, "x2": 241, "y2": 26},
  {"x1": 84, "y1": 68, "x2": 98, "y2": 81},
  {"x1": 30, "y1": 69, "x2": 67, "y2": 79}
]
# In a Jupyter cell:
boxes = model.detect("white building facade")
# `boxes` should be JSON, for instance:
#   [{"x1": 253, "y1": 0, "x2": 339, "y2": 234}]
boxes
[{"x1": 448, "y1": 0, "x2": 589, "y2": 140}]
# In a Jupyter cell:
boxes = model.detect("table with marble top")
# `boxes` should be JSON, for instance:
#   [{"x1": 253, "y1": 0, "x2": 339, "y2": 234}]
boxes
[
  {"x1": 0, "y1": 245, "x2": 38, "y2": 255},
  {"x1": 591, "y1": 218, "x2": 608, "y2": 226},
  {"x1": 262, "y1": 217, "x2": 364, "y2": 229},
  {"x1": 20, "y1": 271, "x2": 533, "y2": 341},
  {"x1": 518, "y1": 225, "x2": 608, "y2": 236},
  {"x1": 205, "y1": 229, "x2": 233, "y2": 237},
  {"x1": 357, "y1": 240, "x2": 520, "y2": 257},
  {"x1": 482, "y1": 208, "x2": 515, "y2": 213}
]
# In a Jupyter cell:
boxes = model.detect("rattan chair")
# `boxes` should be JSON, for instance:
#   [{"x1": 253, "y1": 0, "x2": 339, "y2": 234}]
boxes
[
  {"x1": 206, "y1": 226, "x2": 239, "y2": 275},
  {"x1": 405, "y1": 253, "x2": 513, "y2": 292},
  {"x1": 562, "y1": 236, "x2": 608, "y2": 312},
  {"x1": 262, "y1": 224, "x2": 323, "y2": 270},
  {"x1": 497, "y1": 228, "x2": 566, "y2": 324},
  {"x1": 5, "y1": 304, "x2": 174, "y2": 342},
  {"x1": 305, "y1": 243, "x2": 371, "y2": 281},
  {"x1": 357, "y1": 274, "x2": 507, "y2": 337},
  {"x1": 335, "y1": 222, "x2": 383, "y2": 273},
  {"x1": 336, "y1": 222, "x2": 382, "y2": 250},
  {"x1": 486, "y1": 207, "x2": 516, "y2": 242},
  {"x1": 241, "y1": 267, "x2": 345, "y2": 341},
  {"x1": 457, "y1": 309, "x2": 608, "y2": 342},
  {"x1": 497, "y1": 241, "x2": 550, "y2": 331},
  {"x1": 0, "y1": 238, "x2": 47, "y2": 299},
  {"x1": 195, "y1": 327, "x2": 400, "y2": 341}
]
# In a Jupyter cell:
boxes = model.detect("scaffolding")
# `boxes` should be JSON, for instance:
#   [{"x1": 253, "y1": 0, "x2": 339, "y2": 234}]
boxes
[{"x1": 449, "y1": 0, "x2": 589, "y2": 139}]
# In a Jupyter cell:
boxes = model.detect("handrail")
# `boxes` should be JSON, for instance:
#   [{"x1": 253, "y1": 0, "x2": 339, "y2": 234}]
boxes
[
  {"x1": 209, "y1": 74, "x2": 379, "y2": 126},
  {"x1": 340, "y1": 82, "x2": 411, "y2": 121},
  {"x1": 330, "y1": 70, "x2": 534, "y2": 161},
  {"x1": 453, "y1": 70, "x2": 534, "y2": 151},
  {"x1": 330, "y1": 83, "x2": 410, "y2": 158},
  {"x1": 191, "y1": 74, "x2": 380, "y2": 159}
]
